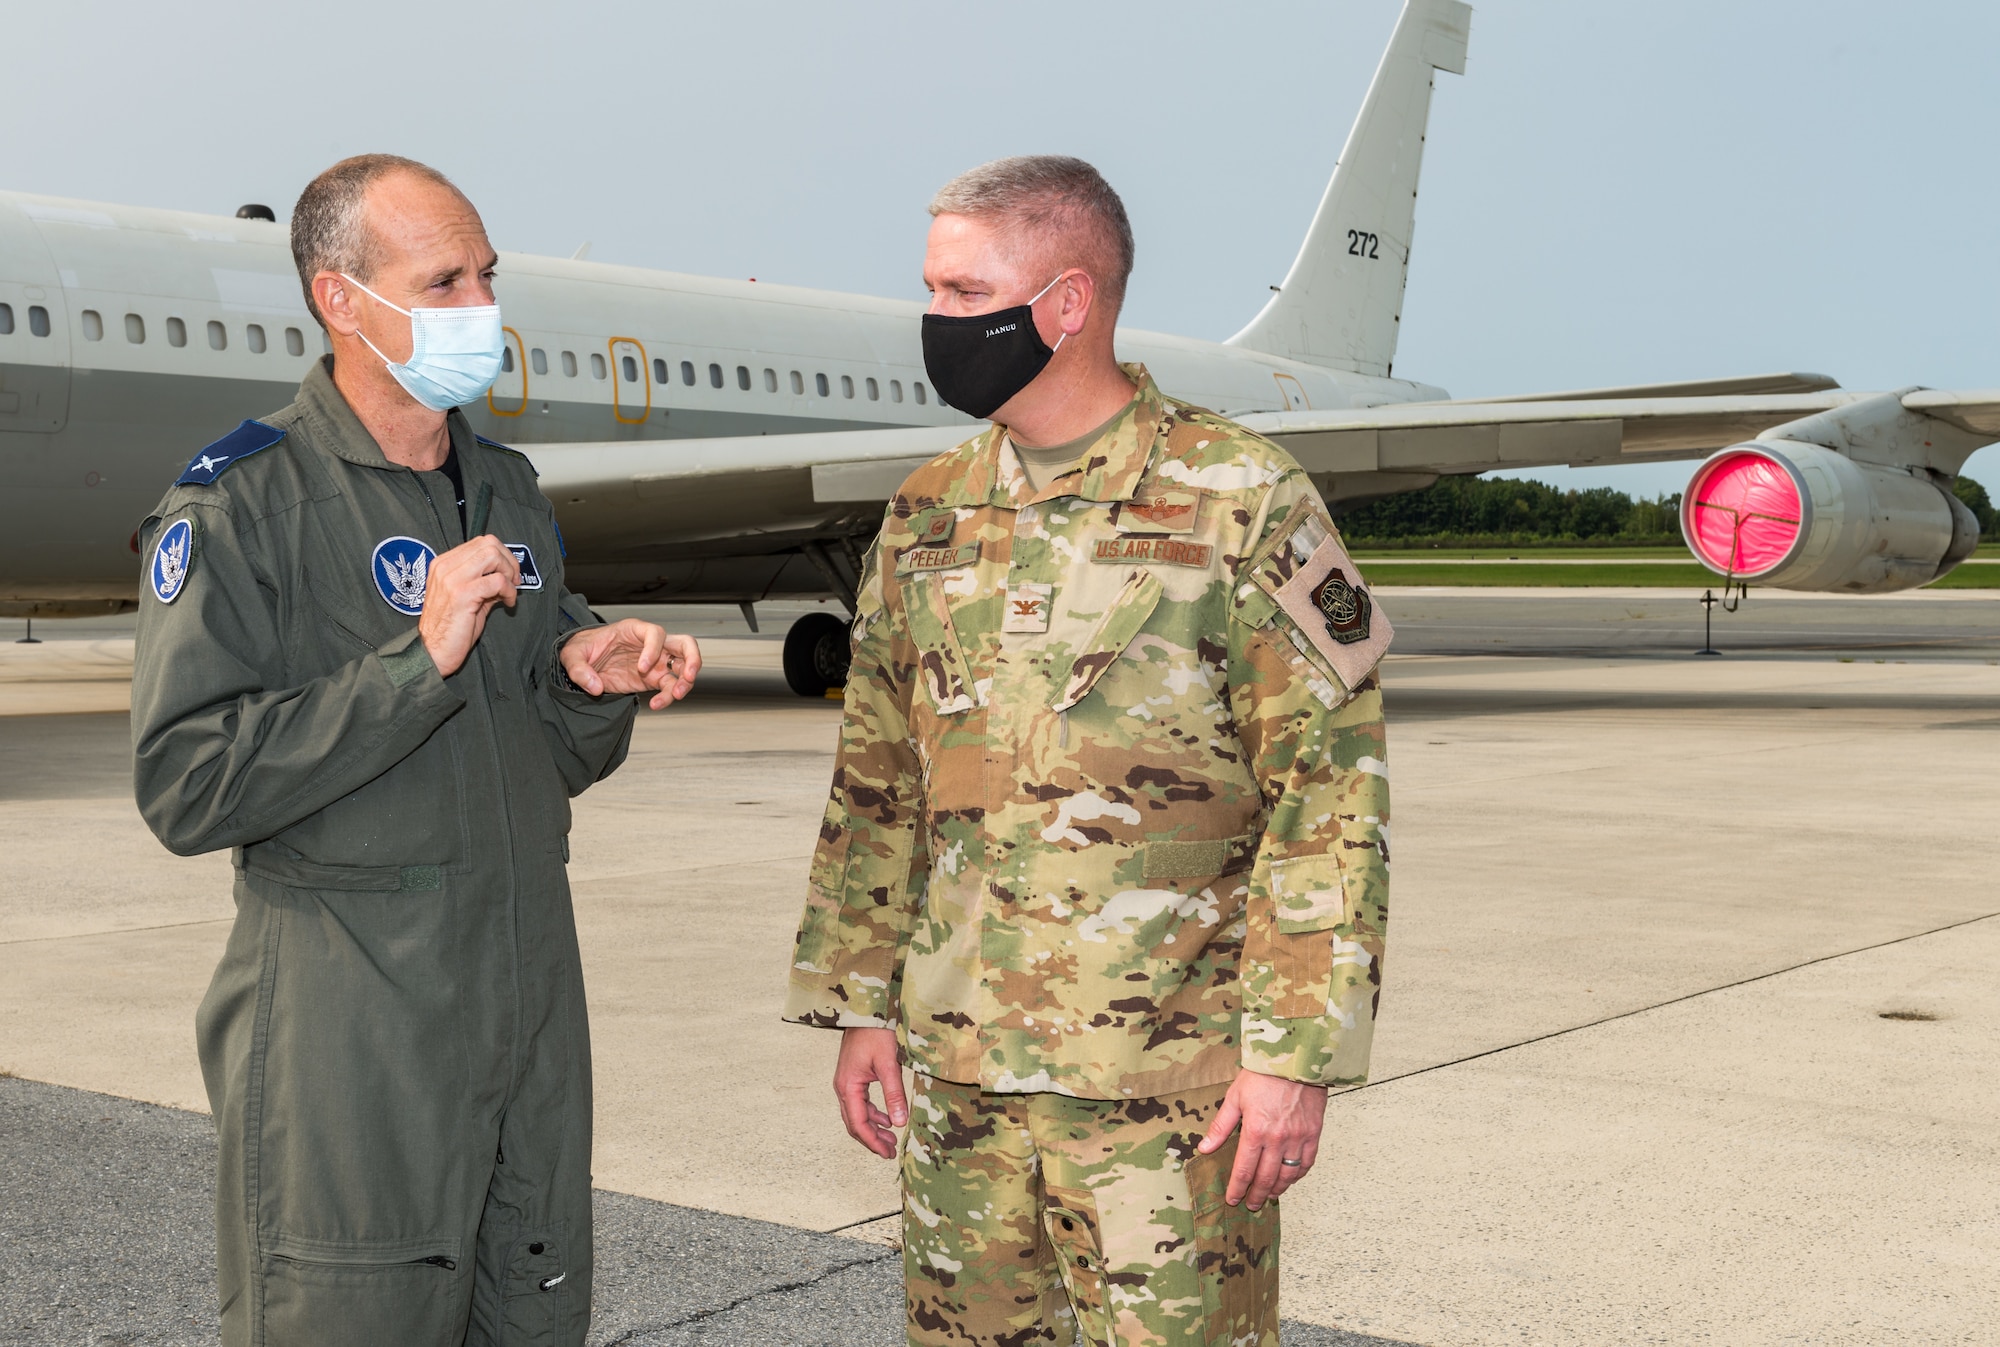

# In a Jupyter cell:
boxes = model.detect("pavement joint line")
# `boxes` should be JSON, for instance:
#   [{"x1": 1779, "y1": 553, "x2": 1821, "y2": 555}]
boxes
[
  {"x1": 592, "y1": 1243, "x2": 899, "y2": 1345},
  {"x1": 0, "y1": 915, "x2": 231, "y2": 947},
  {"x1": 1351, "y1": 908, "x2": 2000, "y2": 1095},
  {"x1": 823, "y1": 1208, "x2": 900, "y2": 1235}
]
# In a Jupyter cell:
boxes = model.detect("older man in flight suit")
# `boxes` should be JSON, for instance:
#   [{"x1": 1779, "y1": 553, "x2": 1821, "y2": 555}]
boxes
[
  {"x1": 132, "y1": 154, "x2": 698, "y2": 1347},
  {"x1": 785, "y1": 155, "x2": 1393, "y2": 1346}
]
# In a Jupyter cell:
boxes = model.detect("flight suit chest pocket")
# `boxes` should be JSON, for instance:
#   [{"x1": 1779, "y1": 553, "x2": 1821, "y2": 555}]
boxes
[
  {"x1": 1053, "y1": 568, "x2": 1162, "y2": 712},
  {"x1": 899, "y1": 574, "x2": 979, "y2": 715}
]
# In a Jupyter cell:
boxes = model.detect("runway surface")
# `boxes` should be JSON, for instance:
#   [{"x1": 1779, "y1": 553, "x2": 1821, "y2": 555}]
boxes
[{"x1": 2, "y1": 592, "x2": 1996, "y2": 1345}]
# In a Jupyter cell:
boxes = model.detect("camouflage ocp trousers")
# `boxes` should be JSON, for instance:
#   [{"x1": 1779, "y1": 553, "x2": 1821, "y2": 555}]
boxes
[{"x1": 901, "y1": 1074, "x2": 1279, "y2": 1347}]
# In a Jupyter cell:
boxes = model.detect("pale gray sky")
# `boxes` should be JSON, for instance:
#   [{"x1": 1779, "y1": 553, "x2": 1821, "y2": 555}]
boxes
[{"x1": 11, "y1": 1, "x2": 1996, "y2": 494}]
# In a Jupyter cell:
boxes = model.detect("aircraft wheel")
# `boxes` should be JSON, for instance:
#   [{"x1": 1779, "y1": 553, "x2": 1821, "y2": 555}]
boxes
[{"x1": 783, "y1": 612, "x2": 852, "y2": 698}]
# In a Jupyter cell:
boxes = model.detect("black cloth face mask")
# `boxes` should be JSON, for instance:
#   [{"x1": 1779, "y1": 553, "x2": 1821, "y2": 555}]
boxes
[{"x1": 920, "y1": 274, "x2": 1068, "y2": 419}]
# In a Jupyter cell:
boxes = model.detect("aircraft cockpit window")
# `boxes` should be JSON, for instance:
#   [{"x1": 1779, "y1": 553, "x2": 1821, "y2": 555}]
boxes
[
  {"x1": 865, "y1": 378, "x2": 879, "y2": 401},
  {"x1": 207, "y1": 320, "x2": 227, "y2": 351},
  {"x1": 28, "y1": 306, "x2": 51, "y2": 337},
  {"x1": 166, "y1": 317, "x2": 187, "y2": 347},
  {"x1": 0, "y1": 303, "x2": 11, "y2": 335},
  {"x1": 125, "y1": 313, "x2": 145, "y2": 344},
  {"x1": 621, "y1": 354, "x2": 638, "y2": 382},
  {"x1": 681, "y1": 360, "x2": 696, "y2": 385},
  {"x1": 841, "y1": 375, "x2": 854, "y2": 399},
  {"x1": 590, "y1": 353, "x2": 607, "y2": 380},
  {"x1": 736, "y1": 365, "x2": 750, "y2": 391},
  {"x1": 531, "y1": 348, "x2": 548, "y2": 376},
  {"x1": 653, "y1": 358, "x2": 669, "y2": 384},
  {"x1": 81, "y1": 310, "x2": 104, "y2": 342},
  {"x1": 502, "y1": 346, "x2": 516, "y2": 373},
  {"x1": 708, "y1": 363, "x2": 723, "y2": 389},
  {"x1": 790, "y1": 371, "x2": 804, "y2": 395},
  {"x1": 915, "y1": 381, "x2": 928, "y2": 405},
  {"x1": 815, "y1": 372, "x2": 829, "y2": 397},
  {"x1": 890, "y1": 380, "x2": 903, "y2": 403},
  {"x1": 763, "y1": 368, "x2": 777, "y2": 393},
  {"x1": 285, "y1": 327, "x2": 305, "y2": 357},
  {"x1": 247, "y1": 324, "x2": 267, "y2": 354},
  {"x1": 561, "y1": 350, "x2": 577, "y2": 377}
]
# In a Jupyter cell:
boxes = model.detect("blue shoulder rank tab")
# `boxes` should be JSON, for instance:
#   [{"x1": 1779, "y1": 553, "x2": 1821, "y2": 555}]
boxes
[
  {"x1": 176, "y1": 419, "x2": 285, "y2": 486},
  {"x1": 468, "y1": 433, "x2": 532, "y2": 475}
]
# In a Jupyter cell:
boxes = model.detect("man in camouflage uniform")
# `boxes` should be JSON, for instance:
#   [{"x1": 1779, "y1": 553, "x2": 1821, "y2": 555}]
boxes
[{"x1": 785, "y1": 156, "x2": 1391, "y2": 1346}]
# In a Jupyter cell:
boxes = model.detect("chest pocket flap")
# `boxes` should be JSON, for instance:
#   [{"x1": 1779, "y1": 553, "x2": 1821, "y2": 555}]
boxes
[
  {"x1": 1054, "y1": 569, "x2": 1162, "y2": 712},
  {"x1": 900, "y1": 575, "x2": 979, "y2": 715}
]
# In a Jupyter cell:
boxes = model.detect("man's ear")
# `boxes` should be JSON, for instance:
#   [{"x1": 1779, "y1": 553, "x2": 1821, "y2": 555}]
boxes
[
  {"x1": 314, "y1": 271, "x2": 359, "y2": 336},
  {"x1": 1056, "y1": 269, "x2": 1096, "y2": 337}
]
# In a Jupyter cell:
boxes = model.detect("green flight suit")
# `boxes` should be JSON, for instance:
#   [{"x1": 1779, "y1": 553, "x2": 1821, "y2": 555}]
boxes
[{"x1": 131, "y1": 358, "x2": 637, "y2": 1347}]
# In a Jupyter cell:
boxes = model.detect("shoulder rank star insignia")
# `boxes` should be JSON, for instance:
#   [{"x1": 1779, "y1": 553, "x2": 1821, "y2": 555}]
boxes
[
  {"x1": 150, "y1": 518, "x2": 194, "y2": 604},
  {"x1": 1312, "y1": 569, "x2": 1372, "y2": 644},
  {"x1": 372, "y1": 535, "x2": 438, "y2": 616}
]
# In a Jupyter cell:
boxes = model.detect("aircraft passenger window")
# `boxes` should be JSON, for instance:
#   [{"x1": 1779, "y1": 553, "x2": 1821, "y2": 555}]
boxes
[
  {"x1": 29, "y1": 306, "x2": 51, "y2": 337},
  {"x1": 653, "y1": 357, "x2": 669, "y2": 384},
  {"x1": 0, "y1": 303, "x2": 11, "y2": 335},
  {"x1": 681, "y1": 360, "x2": 696, "y2": 385},
  {"x1": 865, "y1": 377, "x2": 879, "y2": 401},
  {"x1": 621, "y1": 354, "x2": 638, "y2": 382},
  {"x1": 736, "y1": 365, "x2": 750, "y2": 391},
  {"x1": 914, "y1": 381, "x2": 927, "y2": 405},
  {"x1": 207, "y1": 321, "x2": 227, "y2": 350},
  {"x1": 709, "y1": 363, "x2": 723, "y2": 388},
  {"x1": 790, "y1": 371, "x2": 803, "y2": 395},
  {"x1": 562, "y1": 350, "x2": 577, "y2": 377},
  {"x1": 166, "y1": 317, "x2": 186, "y2": 347},
  {"x1": 890, "y1": 379, "x2": 903, "y2": 403},
  {"x1": 763, "y1": 368, "x2": 777, "y2": 393},
  {"x1": 246, "y1": 324, "x2": 267, "y2": 354},
  {"x1": 590, "y1": 353, "x2": 607, "y2": 380},
  {"x1": 125, "y1": 313, "x2": 145, "y2": 344},
  {"x1": 531, "y1": 348, "x2": 548, "y2": 376},
  {"x1": 502, "y1": 347, "x2": 516, "y2": 373},
  {"x1": 81, "y1": 310, "x2": 104, "y2": 342},
  {"x1": 815, "y1": 372, "x2": 829, "y2": 397},
  {"x1": 285, "y1": 327, "x2": 305, "y2": 357},
  {"x1": 841, "y1": 375, "x2": 854, "y2": 399}
]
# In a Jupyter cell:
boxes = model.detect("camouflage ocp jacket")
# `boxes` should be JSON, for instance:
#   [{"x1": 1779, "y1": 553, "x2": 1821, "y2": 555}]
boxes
[{"x1": 783, "y1": 366, "x2": 1391, "y2": 1099}]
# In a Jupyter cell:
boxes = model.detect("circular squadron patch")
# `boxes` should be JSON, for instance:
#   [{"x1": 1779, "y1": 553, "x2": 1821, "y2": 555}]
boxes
[
  {"x1": 372, "y1": 535, "x2": 437, "y2": 615},
  {"x1": 1312, "y1": 568, "x2": 1372, "y2": 645},
  {"x1": 150, "y1": 518, "x2": 195, "y2": 604}
]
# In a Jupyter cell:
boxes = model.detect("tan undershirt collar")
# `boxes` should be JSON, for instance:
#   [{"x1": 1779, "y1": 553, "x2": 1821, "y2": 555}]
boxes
[{"x1": 1007, "y1": 404, "x2": 1131, "y2": 494}]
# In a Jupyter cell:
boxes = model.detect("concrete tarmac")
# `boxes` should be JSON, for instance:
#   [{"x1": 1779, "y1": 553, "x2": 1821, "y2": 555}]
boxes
[{"x1": 2, "y1": 594, "x2": 1996, "y2": 1345}]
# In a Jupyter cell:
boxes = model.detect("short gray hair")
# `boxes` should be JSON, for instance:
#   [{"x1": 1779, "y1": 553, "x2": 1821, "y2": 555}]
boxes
[
  {"x1": 290, "y1": 154, "x2": 462, "y2": 327},
  {"x1": 929, "y1": 155, "x2": 1134, "y2": 310}
]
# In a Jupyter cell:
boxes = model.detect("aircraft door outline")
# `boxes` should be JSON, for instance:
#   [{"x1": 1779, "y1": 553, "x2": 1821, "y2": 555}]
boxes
[
  {"x1": 487, "y1": 325, "x2": 528, "y2": 417},
  {"x1": 609, "y1": 337, "x2": 650, "y2": 424},
  {"x1": 1273, "y1": 372, "x2": 1311, "y2": 411},
  {"x1": 0, "y1": 205, "x2": 72, "y2": 434}
]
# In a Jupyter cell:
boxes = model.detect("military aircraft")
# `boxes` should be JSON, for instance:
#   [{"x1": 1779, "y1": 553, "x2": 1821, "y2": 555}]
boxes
[{"x1": 2, "y1": 0, "x2": 1993, "y2": 694}]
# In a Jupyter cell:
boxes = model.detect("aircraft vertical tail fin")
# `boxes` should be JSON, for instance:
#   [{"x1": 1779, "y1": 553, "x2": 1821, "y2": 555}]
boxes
[{"x1": 1227, "y1": 0, "x2": 1470, "y2": 377}]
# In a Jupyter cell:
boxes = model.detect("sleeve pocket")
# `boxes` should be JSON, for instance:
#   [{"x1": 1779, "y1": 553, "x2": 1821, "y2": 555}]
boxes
[{"x1": 1267, "y1": 854, "x2": 1350, "y2": 935}]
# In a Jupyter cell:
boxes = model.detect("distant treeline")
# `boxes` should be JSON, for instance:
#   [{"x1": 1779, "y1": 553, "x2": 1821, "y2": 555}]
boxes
[{"x1": 1338, "y1": 472, "x2": 1997, "y2": 549}]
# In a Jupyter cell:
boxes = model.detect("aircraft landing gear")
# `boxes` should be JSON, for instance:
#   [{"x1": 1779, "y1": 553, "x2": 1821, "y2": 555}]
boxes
[{"x1": 783, "y1": 612, "x2": 852, "y2": 698}]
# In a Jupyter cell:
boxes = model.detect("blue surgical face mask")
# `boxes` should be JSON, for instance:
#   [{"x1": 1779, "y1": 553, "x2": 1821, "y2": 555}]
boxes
[{"x1": 341, "y1": 273, "x2": 505, "y2": 412}]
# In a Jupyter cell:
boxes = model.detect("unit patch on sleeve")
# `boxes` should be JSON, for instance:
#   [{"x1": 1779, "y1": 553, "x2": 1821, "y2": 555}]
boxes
[
  {"x1": 372, "y1": 536, "x2": 438, "y2": 616},
  {"x1": 505, "y1": 544, "x2": 543, "y2": 591},
  {"x1": 1251, "y1": 503, "x2": 1394, "y2": 695},
  {"x1": 150, "y1": 518, "x2": 195, "y2": 604}
]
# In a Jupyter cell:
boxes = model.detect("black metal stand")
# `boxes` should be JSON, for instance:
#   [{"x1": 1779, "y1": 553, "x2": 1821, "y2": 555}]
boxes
[
  {"x1": 16, "y1": 617, "x2": 40, "y2": 645},
  {"x1": 1697, "y1": 591, "x2": 1720, "y2": 656}
]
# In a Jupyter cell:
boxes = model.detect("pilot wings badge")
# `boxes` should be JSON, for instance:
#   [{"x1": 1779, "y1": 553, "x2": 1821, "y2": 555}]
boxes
[
  {"x1": 371, "y1": 535, "x2": 437, "y2": 616},
  {"x1": 150, "y1": 518, "x2": 195, "y2": 604}
]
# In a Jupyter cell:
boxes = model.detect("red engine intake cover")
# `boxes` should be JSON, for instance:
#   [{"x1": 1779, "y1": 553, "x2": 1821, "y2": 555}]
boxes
[{"x1": 1686, "y1": 451, "x2": 1804, "y2": 577}]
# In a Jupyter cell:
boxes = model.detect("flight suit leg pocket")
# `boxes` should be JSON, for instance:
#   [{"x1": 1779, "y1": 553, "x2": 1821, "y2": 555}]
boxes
[
  {"x1": 499, "y1": 1232, "x2": 573, "y2": 1346},
  {"x1": 1186, "y1": 1145, "x2": 1280, "y2": 1347},
  {"x1": 260, "y1": 1248, "x2": 465, "y2": 1346},
  {"x1": 1041, "y1": 1184, "x2": 1114, "y2": 1347}
]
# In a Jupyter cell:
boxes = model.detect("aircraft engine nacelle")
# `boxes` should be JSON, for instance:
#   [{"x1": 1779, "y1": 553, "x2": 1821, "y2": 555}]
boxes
[{"x1": 1681, "y1": 441, "x2": 1979, "y2": 594}]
